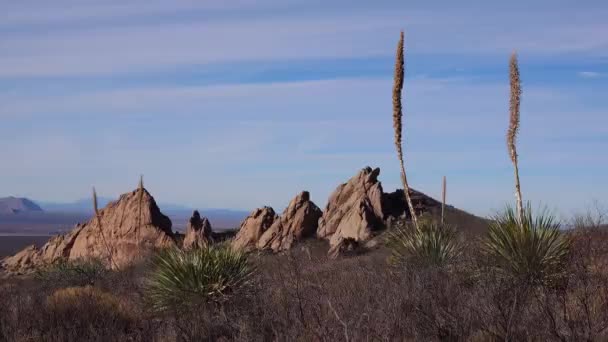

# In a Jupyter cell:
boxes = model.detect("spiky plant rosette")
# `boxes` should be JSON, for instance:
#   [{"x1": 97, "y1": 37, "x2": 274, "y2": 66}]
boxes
[
  {"x1": 483, "y1": 204, "x2": 570, "y2": 286},
  {"x1": 388, "y1": 219, "x2": 462, "y2": 267},
  {"x1": 145, "y1": 245, "x2": 254, "y2": 313}
]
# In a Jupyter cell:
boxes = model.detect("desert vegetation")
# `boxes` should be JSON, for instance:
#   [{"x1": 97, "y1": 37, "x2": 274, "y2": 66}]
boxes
[{"x1": 1, "y1": 33, "x2": 606, "y2": 341}]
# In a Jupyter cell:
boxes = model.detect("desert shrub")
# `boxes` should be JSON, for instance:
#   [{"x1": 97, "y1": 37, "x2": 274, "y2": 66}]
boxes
[
  {"x1": 34, "y1": 258, "x2": 108, "y2": 287},
  {"x1": 483, "y1": 204, "x2": 570, "y2": 287},
  {"x1": 43, "y1": 286, "x2": 138, "y2": 340},
  {"x1": 145, "y1": 245, "x2": 254, "y2": 313},
  {"x1": 46, "y1": 285, "x2": 130, "y2": 319},
  {"x1": 0, "y1": 278, "x2": 163, "y2": 342},
  {"x1": 388, "y1": 219, "x2": 462, "y2": 267}
]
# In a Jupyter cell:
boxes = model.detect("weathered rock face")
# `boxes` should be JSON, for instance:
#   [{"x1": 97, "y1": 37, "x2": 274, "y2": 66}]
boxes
[
  {"x1": 183, "y1": 210, "x2": 213, "y2": 249},
  {"x1": 257, "y1": 191, "x2": 322, "y2": 252},
  {"x1": 317, "y1": 167, "x2": 385, "y2": 248},
  {"x1": 1, "y1": 188, "x2": 175, "y2": 273},
  {"x1": 231, "y1": 207, "x2": 277, "y2": 252},
  {"x1": 1, "y1": 245, "x2": 40, "y2": 272}
]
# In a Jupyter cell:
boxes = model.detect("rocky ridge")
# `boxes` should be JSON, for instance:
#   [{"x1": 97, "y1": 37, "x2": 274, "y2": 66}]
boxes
[{"x1": 1, "y1": 188, "x2": 175, "y2": 273}]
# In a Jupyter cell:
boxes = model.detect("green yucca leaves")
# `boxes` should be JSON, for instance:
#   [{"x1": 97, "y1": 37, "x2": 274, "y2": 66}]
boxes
[
  {"x1": 388, "y1": 220, "x2": 462, "y2": 267},
  {"x1": 145, "y1": 245, "x2": 254, "y2": 313},
  {"x1": 484, "y1": 204, "x2": 570, "y2": 286}
]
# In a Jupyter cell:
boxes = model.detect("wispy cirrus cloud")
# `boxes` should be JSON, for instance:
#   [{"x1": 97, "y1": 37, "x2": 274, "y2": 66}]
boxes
[
  {"x1": 578, "y1": 71, "x2": 603, "y2": 78},
  {"x1": 1, "y1": 2, "x2": 608, "y2": 78},
  {"x1": 1, "y1": 0, "x2": 607, "y2": 215}
]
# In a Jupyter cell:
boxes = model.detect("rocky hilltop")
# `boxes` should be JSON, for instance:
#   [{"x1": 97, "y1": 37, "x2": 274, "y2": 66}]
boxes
[
  {"x1": 2, "y1": 166, "x2": 487, "y2": 273},
  {"x1": 232, "y1": 166, "x2": 487, "y2": 256},
  {"x1": 1, "y1": 188, "x2": 175, "y2": 273}
]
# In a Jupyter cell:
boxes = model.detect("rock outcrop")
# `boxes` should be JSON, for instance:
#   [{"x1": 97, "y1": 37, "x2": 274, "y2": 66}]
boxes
[
  {"x1": 317, "y1": 167, "x2": 385, "y2": 249},
  {"x1": 1, "y1": 188, "x2": 175, "y2": 273},
  {"x1": 1, "y1": 245, "x2": 40, "y2": 272},
  {"x1": 231, "y1": 207, "x2": 277, "y2": 252},
  {"x1": 183, "y1": 210, "x2": 213, "y2": 249},
  {"x1": 257, "y1": 191, "x2": 322, "y2": 252}
]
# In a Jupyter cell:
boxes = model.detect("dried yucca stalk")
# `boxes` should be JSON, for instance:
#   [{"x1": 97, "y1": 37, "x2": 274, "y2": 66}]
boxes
[
  {"x1": 137, "y1": 175, "x2": 144, "y2": 249},
  {"x1": 441, "y1": 176, "x2": 446, "y2": 225},
  {"x1": 392, "y1": 31, "x2": 418, "y2": 229},
  {"x1": 508, "y1": 52, "x2": 524, "y2": 222},
  {"x1": 93, "y1": 187, "x2": 117, "y2": 269}
]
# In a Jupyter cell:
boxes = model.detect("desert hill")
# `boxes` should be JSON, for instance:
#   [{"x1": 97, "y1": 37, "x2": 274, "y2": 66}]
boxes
[
  {"x1": 2, "y1": 166, "x2": 488, "y2": 273},
  {"x1": 0, "y1": 197, "x2": 43, "y2": 215}
]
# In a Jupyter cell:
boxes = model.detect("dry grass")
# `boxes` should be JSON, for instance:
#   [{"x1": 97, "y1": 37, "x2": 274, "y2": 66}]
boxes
[
  {"x1": 1, "y1": 227, "x2": 607, "y2": 341},
  {"x1": 46, "y1": 286, "x2": 129, "y2": 318}
]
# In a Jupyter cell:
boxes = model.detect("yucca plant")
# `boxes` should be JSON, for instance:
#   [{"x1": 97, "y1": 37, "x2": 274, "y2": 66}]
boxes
[
  {"x1": 441, "y1": 176, "x2": 447, "y2": 225},
  {"x1": 485, "y1": 52, "x2": 571, "y2": 287},
  {"x1": 145, "y1": 245, "x2": 254, "y2": 313},
  {"x1": 392, "y1": 31, "x2": 419, "y2": 229},
  {"x1": 508, "y1": 52, "x2": 524, "y2": 222},
  {"x1": 484, "y1": 204, "x2": 570, "y2": 286},
  {"x1": 136, "y1": 175, "x2": 144, "y2": 250},
  {"x1": 388, "y1": 219, "x2": 462, "y2": 267}
]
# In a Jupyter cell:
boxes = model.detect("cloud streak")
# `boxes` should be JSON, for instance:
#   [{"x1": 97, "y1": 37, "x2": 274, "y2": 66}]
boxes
[
  {"x1": 1, "y1": 2, "x2": 608, "y2": 78},
  {"x1": 1, "y1": 1, "x2": 607, "y2": 215}
]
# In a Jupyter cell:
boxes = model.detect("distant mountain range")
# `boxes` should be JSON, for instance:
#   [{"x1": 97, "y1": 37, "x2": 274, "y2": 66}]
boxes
[
  {"x1": 38, "y1": 197, "x2": 194, "y2": 213},
  {"x1": 0, "y1": 197, "x2": 43, "y2": 215},
  {"x1": 0, "y1": 196, "x2": 249, "y2": 233}
]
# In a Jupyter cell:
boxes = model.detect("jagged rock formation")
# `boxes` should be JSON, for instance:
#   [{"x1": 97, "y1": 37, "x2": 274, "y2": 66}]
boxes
[
  {"x1": 1, "y1": 188, "x2": 175, "y2": 273},
  {"x1": 231, "y1": 207, "x2": 277, "y2": 252},
  {"x1": 183, "y1": 210, "x2": 213, "y2": 249},
  {"x1": 1, "y1": 245, "x2": 40, "y2": 272},
  {"x1": 318, "y1": 167, "x2": 385, "y2": 250},
  {"x1": 257, "y1": 191, "x2": 322, "y2": 252}
]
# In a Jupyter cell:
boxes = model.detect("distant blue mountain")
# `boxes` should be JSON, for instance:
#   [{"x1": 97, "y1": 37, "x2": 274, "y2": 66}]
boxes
[
  {"x1": 0, "y1": 197, "x2": 44, "y2": 215},
  {"x1": 37, "y1": 198, "x2": 249, "y2": 229},
  {"x1": 38, "y1": 197, "x2": 114, "y2": 213}
]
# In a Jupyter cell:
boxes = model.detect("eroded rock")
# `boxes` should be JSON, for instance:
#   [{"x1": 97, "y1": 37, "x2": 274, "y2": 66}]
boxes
[
  {"x1": 183, "y1": 210, "x2": 213, "y2": 249},
  {"x1": 1, "y1": 188, "x2": 175, "y2": 273},
  {"x1": 317, "y1": 167, "x2": 385, "y2": 248},
  {"x1": 257, "y1": 191, "x2": 322, "y2": 252},
  {"x1": 231, "y1": 207, "x2": 277, "y2": 252}
]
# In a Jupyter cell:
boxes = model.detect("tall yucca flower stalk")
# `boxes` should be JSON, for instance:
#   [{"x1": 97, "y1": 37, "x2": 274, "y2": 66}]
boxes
[
  {"x1": 508, "y1": 52, "x2": 524, "y2": 222},
  {"x1": 392, "y1": 31, "x2": 418, "y2": 229},
  {"x1": 137, "y1": 175, "x2": 144, "y2": 250},
  {"x1": 441, "y1": 176, "x2": 446, "y2": 225},
  {"x1": 93, "y1": 187, "x2": 117, "y2": 269}
]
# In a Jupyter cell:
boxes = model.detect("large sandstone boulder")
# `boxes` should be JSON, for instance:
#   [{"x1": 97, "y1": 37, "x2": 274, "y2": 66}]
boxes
[
  {"x1": 257, "y1": 191, "x2": 322, "y2": 252},
  {"x1": 183, "y1": 210, "x2": 213, "y2": 249},
  {"x1": 1, "y1": 245, "x2": 40, "y2": 272},
  {"x1": 1, "y1": 188, "x2": 175, "y2": 273},
  {"x1": 231, "y1": 207, "x2": 277, "y2": 252},
  {"x1": 317, "y1": 167, "x2": 385, "y2": 249}
]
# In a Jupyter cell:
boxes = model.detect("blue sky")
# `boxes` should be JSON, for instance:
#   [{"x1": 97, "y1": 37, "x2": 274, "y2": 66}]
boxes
[{"x1": 1, "y1": 0, "x2": 607, "y2": 217}]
